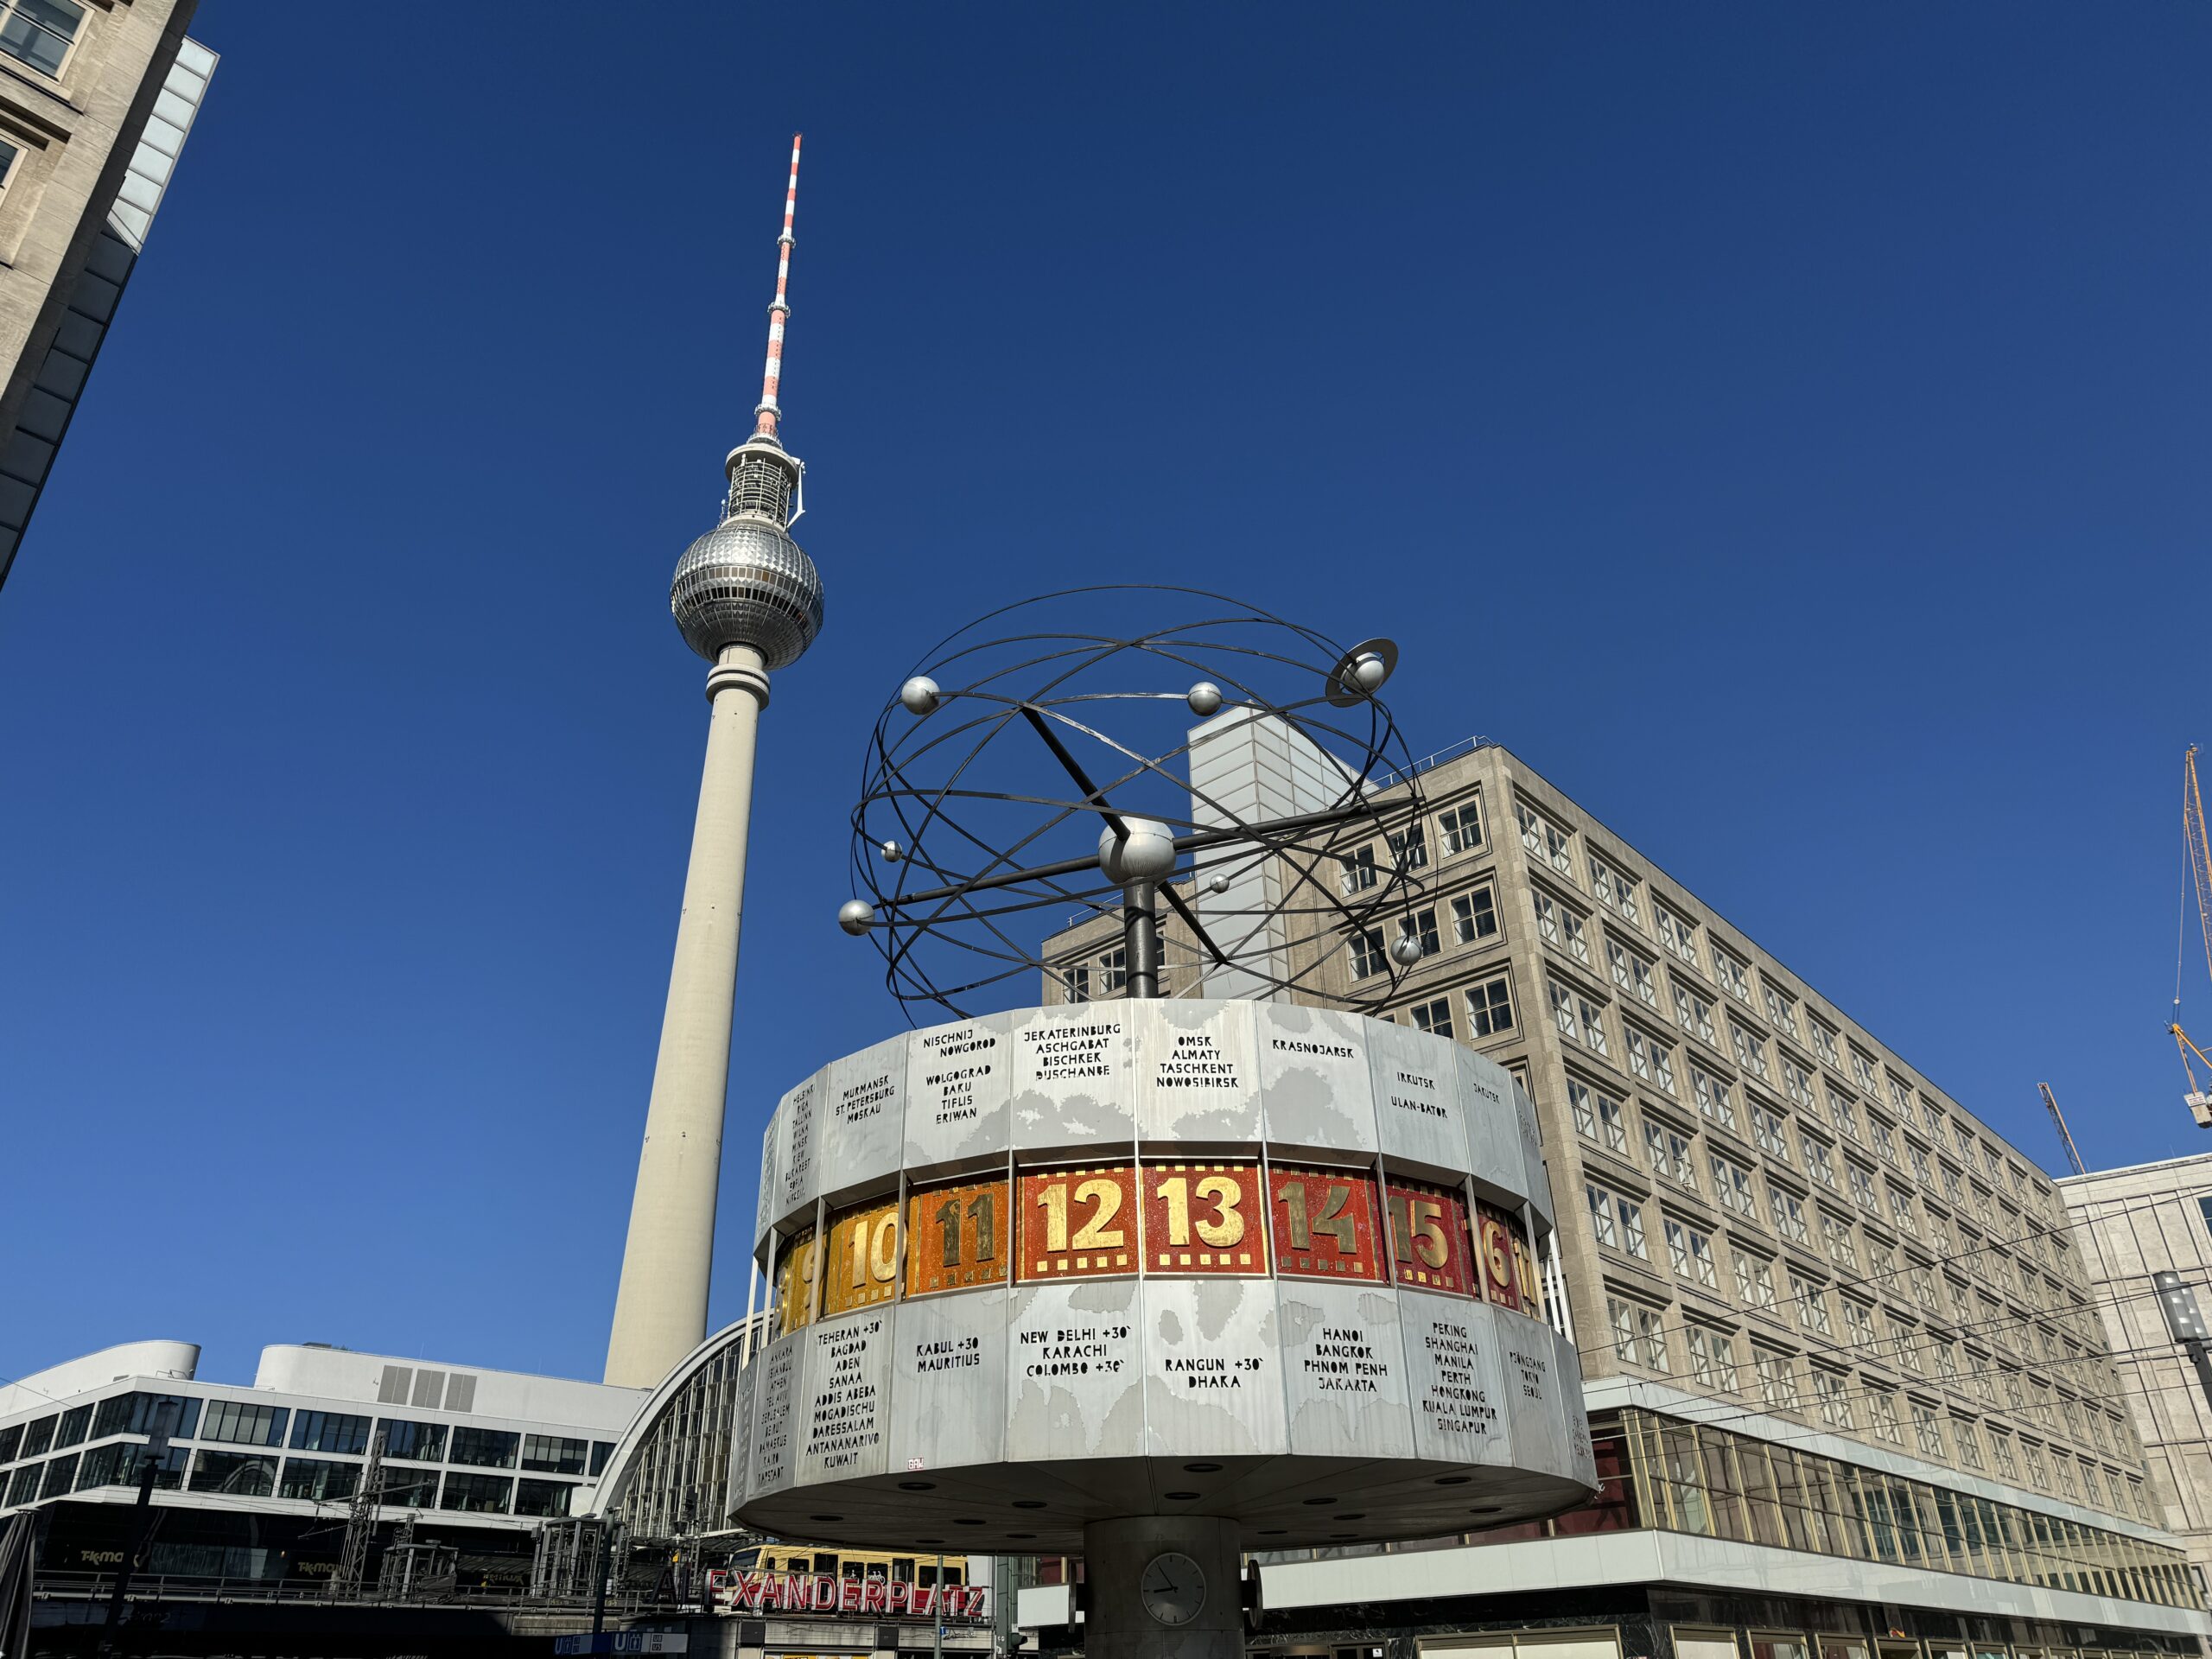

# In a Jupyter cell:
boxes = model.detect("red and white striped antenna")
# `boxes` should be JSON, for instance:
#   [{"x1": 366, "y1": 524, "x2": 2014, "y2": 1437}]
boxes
[{"x1": 753, "y1": 133, "x2": 802, "y2": 442}]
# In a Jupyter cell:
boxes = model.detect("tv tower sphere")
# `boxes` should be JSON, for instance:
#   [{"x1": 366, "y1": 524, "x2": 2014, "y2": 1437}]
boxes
[{"x1": 669, "y1": 478, "x2": 824, "y2": 668}]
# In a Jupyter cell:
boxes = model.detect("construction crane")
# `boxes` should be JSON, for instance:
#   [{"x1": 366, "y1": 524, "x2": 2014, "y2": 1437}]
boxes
[
  {"x1": 2039, "y1": 1082, "x2": 2086, "y2": 1175},
  {"x1": 2175, "y1": 746, "x2": 2212, "y2": 1128}
]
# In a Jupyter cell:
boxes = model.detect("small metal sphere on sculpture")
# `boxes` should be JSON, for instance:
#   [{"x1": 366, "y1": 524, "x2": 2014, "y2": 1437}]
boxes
[
  {"x1": 844, "y1": 586, "x2": 1429, "y2": 1020},
  {"x1": 669, "y1": 517, "x2": 825, "y2": 668},
  {"x1": 836, "y1": 898, "x2": 875, "y2": 937},
  {"x1": 1097, "y1": 817, "x2": 1177, "y2": 884},
  {"x1": 1391, "y1": 932, "x2": 1427, "y2": 966}
]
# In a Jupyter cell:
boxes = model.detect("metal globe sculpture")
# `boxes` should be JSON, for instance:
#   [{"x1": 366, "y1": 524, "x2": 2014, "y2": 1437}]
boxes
[
  {"x1": 845, "y1": 586, "x2": 1435, "y2": 1020},
  {"x1": 736, "y1": 587, "x2": 1592, "y2": 1659}
]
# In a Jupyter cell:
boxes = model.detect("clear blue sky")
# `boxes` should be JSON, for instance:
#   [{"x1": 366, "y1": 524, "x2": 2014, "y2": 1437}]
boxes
[{"x1": 3, "y1": 5, "x2": 2207, "y2": 1391}]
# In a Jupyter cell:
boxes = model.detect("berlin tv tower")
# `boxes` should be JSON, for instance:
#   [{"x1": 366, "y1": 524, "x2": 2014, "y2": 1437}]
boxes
[{"x1": 604, "y1": 137, "x2": 824, "y2": 1389}]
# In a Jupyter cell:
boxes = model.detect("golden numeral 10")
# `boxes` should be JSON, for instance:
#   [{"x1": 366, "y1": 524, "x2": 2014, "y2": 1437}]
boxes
[{"x1": 848, "y1": 1211, "x2": 899, "y2": 1289}]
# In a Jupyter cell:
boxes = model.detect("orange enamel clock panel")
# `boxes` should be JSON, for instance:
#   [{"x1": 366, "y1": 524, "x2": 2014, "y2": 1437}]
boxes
[
  {"x1": 1141, "y1": 1162, "x2": 1266, "y2": 1275},
  {"x1": 1017, "y1": 1166, "x2": 1139, "y2": 1280},
  {"x1": 1267, "y1": 1166, "x2": 1383, "y2": 1282},
  {"x1": 1386, "y1": 1179, "x2": 1476, "y2": 1298},
  {"x1": 905, "y1": 1177, "x2": 1011, "y2": 1297}
]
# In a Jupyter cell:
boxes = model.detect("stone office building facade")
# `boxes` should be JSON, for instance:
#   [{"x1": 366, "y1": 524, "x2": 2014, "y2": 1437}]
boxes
[{"x1": 1025, "y1": 734, "x2": 2208, "y2": 1659}]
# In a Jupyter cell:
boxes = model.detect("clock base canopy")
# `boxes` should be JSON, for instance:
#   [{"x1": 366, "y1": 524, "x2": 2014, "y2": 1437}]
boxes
[{"x1": 1091, "y1": 1516, "x2": 1241, "y2": 1659}]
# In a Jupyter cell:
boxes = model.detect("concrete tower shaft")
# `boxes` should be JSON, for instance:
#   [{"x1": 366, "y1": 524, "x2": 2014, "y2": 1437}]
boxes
[{"x1": 605, "y1": 137, "x2": 820, "y2": 1389}]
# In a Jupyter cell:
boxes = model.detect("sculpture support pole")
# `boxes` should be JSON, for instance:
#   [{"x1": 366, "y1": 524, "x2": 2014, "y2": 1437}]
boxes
[
  {"x1": 605, "y1": 644, "x2": 772, "y2": 1388},
  {"x1": 1122, "y1": 880, "x2": 1160, "y2": 999},
  {"x1": 1081, "y1": 1516, "x2": 1243, "y2": 1659}
]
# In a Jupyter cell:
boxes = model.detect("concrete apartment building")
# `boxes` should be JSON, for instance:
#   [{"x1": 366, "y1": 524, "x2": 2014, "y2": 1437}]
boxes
[
  {"x1": 0, "y1": 0, "x2": 212, "y2": 592},
  {"x1": 2063, "y1": 1154, "x2": 2212, "y2": 1592},
  {"x1": 1027, "y1": 733, "x2": 2205, "y2": 1659}
]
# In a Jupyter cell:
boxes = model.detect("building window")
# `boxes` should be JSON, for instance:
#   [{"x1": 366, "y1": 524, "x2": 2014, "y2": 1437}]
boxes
[
  {"x1": 1886, "y1": 1185, "x2": 1918, "y2": 1239},
  {"x1": 517, "y1": 1478, "x2": 576, "y2": 1517},
  {"x1": 1673, "y1": 983, "x2": 1717, "y2": 1045},
  {"x1": 1850, "y1": 1047, "x2": 1881, "y2": 1095},
  {"x1": 1710, "y1": 1155, "x2": 1758, "y2": 1218},
  {"x1": 1751, "y1": 1103, "x2": 1789, "y2": 1162},
  {"x1": 199, "y1": 1402, "x2": 288, "y2": 1448},
  {"x1": 441, "y1": 1471, "x2": 514, "y2": 1514},
  {"x1": 1389, "y1": 824, "x2": 1427, "y2": 870},
  {"x1": 1770, "y1": 1186, "x2": 1808, "y2": 1243},
  {"x1": 1711, "y1": 947, "x2": 1751, "y2": 1001},
  {"x1": 1800, "y1": 1135, "x2": 1835, "y2": 1189},
  {"x1": 1607, "y1": 1299, "x2": 1668, "y2": 1371},
  {"x1": 1847, "y1": 1162, "x2": 1878, "y2": 1214},
  {"x1": 1809, "y1": 1020, "x2": 1840, "y2": 1066},
  {"x1": 1100, "y1": 946, "x2": 1127, "y2": 992},
  {"x1": 1590, "y1": 855, "x2": 1642, "y2": 925},
  {"x1": 1656, "y1": 905, "x2": 1700, "y2": 968},
  {"x1": 1688, "y1": 1065, "x2": 1736, "y2": 1130},
  {"x1": 522, "y1": 1434, "x2": 589, "y2": 1475},
  {"x1": 1821, "y1": 1213, "x2": 1859, "y2": 1271},
  {"x1": 191, "y1": 1451, "x2": 277, "y2": 1497},
  {"x1": 1607, "y1": 943, "x2": 1658, "y2": 1007},
  {"x1": 1438, "y1": 801, "x2": 1482, "y2": 854},
  {"x1": 1587, "y1": 1184, "x2": 1648, "y2": 1259},
  {"x1": 1729, "y1": 1021, "x2": 1770, "y2": 1081},
  {"x1": 1733, "y1": 1250, "x2": 1777, "y2": 1310},
  {"x1": 1866, "y1": 1389, "x2": 1904, "y2": 1446},
  {"x1": 0, "y1": 0, "x2": 83, "y2": 79},
  {"x1": 378, "y1": 1420, "x2": 447, "y2": 1462},
  {"x1": 1988, "y1": 1429, "x2": 2018, "y2": 1479},
  {"x1": 1060, "y1": 963, "x2": 1090, "y2": 1003},
  {"x1": 1755, "y1": 1349, "x2": 1799, "y2": 1409},
  {"x1": 1666, "y1": 1219, "x2": 1718, "y2": 1289},
  {"x1": 448, "y1": 1427, "x2": 519, "y2": 1470},
  {"x1": 1410, "y1": 906, "x2": 1441, "y2": 956},
  {"x1": 1339, "y1": 846, "x2": 1378, "y2": 893},
  {"x1": 1827, "y1": 1090, "x2": 1861, "y2": 1142},
  {"x1": 1761, "y1": 983, "x2": 1800, "y2": 1038},
  {"x1": 1791, "y1": 1274, "x2": 1832, "y2": 1336},
  {"x1": 280, "y1": 1457, "x2": 360, "y2": 1503},
  {"x1": 1450, "y1": 888, "x2": 1498, "y2": 944},
  {"x1": 1686, "y1": 1326, "x2": 1738, "y2": 1391},
  {"x1": 1953, "y1": 1418, "x2": 1984, "y2": 1470},
  {"x1": 1780, "y1": 1054, "x2": 1815, "y2": 1108},
  {"x1": 1409, "y1": 997, "x2": 1452, "y2": 1037},
  {"x1": 1464, "y1": 975, "x2": 1514, "y2": 1037},
  {"x1": 289, "y1": 1412, "x2": 371, "y2": 1456},
  {"x1": 1516, "y1": 802, "x2": 1575, "y2": 874},
  {"x1": 1568, "y1": 1078, "x2": 1628, "y2": 1154},
  {"x1": 1869, "y1": 1116, "x2": 1899, "y2": 1168},
  {"x1": 1643, "y1": 1120, "x2": 1695, "y2": 1189},
  {"x1": 1811, "y1": 1368, "x2": 1852, "y2": 1428},
  {"x1": 1348, "y1": 926, "x2": 1387, "y2": 979}
]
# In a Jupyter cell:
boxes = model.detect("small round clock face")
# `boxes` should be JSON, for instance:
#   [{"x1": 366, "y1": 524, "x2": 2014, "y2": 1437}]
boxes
[{"x1": 1140, "y1": 1551, "x2": 1206, "y2": 1626}]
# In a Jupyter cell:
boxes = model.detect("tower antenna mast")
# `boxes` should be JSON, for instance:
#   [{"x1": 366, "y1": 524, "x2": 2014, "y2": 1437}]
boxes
[{"x1": 753, "y1": 134, "x2": 800, "y2": 442}]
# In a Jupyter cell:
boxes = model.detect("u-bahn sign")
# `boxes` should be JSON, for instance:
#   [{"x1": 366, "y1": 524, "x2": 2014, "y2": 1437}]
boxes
[{"x1": 732, "y1": 999, "x2": 1595, "y2": 1555}]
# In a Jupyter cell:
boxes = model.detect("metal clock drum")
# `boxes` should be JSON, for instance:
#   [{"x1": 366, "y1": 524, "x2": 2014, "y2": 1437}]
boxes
[{"x1": 729, "y1": 996, "x2": 1597, "y2": 1555}]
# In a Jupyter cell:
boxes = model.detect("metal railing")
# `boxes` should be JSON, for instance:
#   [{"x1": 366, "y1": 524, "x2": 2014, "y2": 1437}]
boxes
[{"x1": 32, "y1": 1570, "x2": 661, "y2": 1613}]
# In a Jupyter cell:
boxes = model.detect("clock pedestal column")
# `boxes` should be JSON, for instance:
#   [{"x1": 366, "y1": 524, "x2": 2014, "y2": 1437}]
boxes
[{"x1": 1083, "y1": 1516, "x2": 1243, "y2": 1659}]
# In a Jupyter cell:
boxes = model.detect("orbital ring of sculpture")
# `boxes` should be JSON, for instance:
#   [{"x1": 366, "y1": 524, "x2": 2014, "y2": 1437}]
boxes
[{"x1": 841, "y1": 586, "x2": 1435, "y2": 1020}]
